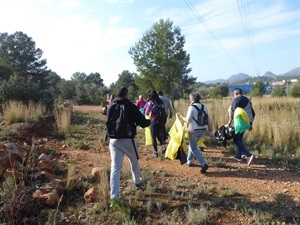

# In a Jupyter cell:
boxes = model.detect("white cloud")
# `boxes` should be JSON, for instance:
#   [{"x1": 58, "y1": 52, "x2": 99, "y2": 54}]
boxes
[
  {"x1": 60, "y1": 0, "x2": 81, "y2": 9},
  {"x1": 109, "y1": 17, "x2": 122, "y2": 25}
]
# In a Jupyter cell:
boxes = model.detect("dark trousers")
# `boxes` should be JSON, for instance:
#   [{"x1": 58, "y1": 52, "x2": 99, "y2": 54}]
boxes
[
  {"x1": 233, "y1": 132, "x2": 252, "y2": 158},
  {"x1": 150, "y1": 120, "x2": 165, "y2": 152}
]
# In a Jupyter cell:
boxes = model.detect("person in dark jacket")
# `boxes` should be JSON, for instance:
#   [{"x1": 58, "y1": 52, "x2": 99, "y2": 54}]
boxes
[
  {"x1": 227, "y1": 88, "x2": 255, "y2": 165},
  {"x1": 144, "y1": 90, "x2": 168, "y2": 158},
  {"x1": 107, "y1": 87, "x2": 151, "y2": 200}
]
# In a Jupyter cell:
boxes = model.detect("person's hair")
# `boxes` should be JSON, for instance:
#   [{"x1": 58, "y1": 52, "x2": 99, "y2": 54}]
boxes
[
  {"x1": 233, "y1": 88, "x2": 243, "y2": 95},
  {"x1": 189, "y1": 92, "x2": 201, "y2": 103},
  {"x1": 158, "y1": 90, "x2": 163, "y2": 96},
  {"x1": 117, "y1": 87, "x2": 128, "y2": 97},
  {"x1": 149, "y1": 90, "x2": 163, "y2": 104}
]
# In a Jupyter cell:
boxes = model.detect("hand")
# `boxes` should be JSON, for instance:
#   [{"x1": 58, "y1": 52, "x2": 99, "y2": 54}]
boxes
[{"x1": 249, "y1": 124, "x2": 253, "y2": 131}]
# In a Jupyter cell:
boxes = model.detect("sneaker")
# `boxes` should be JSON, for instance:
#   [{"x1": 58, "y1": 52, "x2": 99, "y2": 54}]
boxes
[
  {"x1": 151, "y1": 152, "x2": 158, "y2": 158},
  {"x1": 247, "y1": 155, "x2": 254, "y2": 166},
  {"x1": 161, "y1": 145, "x2": 166, "y2": 154},
  {"x1": 234, "y1": 156, "x2": 242, "y2": 162},
  {"x1": 200, "y1": 164, "x2": 209, "y2": 173},
  {"x1": 187, "y1": 163, "x2": 196, "y2": 167},
  {"x1": 135, "y1": 183, "x2": 143, "y2": 189}
]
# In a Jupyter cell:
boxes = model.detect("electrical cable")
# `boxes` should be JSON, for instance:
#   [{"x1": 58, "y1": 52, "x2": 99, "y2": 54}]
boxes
[{"x1": 184, "y1": 0, "x2": 243, "y2": 72}]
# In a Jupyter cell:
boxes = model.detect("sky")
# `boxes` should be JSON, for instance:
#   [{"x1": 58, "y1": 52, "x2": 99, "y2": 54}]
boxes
[{"x1": 0, "y1": 0, "x2": 299, "y2": 86}]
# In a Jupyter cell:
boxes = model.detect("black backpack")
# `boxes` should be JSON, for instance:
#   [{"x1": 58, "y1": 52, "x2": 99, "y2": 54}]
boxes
[
  {"x1": 192, "y1": 104, "x2": 209, "y2": 126},
  {"x1": 153, "y1": 103, "x2": 167, "y2": 124},
  {"x1": 106, "y1": 102, "x2": 132, "y2": 138}
]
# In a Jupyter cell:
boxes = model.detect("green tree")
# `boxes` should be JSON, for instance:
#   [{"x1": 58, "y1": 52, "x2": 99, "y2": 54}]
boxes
[
  {"x1": 209, "y1": 84, "x2": 229, "y2": 98},
  {"x1": 86, "y1": 72, "x2": 104, "y2": 86},
  {"x1": 57, "y1": 79, "x2": 77, "y2": 100},
  {"x1": 129, "y1": 18, "x2": 192, "y2": 99},
  {"x1": 250, "y1": 81, "x2": 264, "y2": 97},
  {"x1": 271, "y1": 86, "x2": 285, "y2": 97},
  {"x1": 110, "y1": 70, "x2": 139, "y2": 101},
  {"x1": 288, "y1": 83, "x2": 300, "y2": 97},
  {"x1": 0, "y1": 32, "x2": 55, "y2": 106},
  {"x1": 0, "y1": 32, "x2": 49, "y2": 77},
  {"x1": 71, "y1": 72, "x2": 87, "y2": 83}
]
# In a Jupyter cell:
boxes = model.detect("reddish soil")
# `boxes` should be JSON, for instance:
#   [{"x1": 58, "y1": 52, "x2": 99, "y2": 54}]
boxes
[
  {"x1": 67, "y1": 106, "x2": 300, "y2": 224},
  {"x1": 2, "y1": 105, "x2": 299, "y2": 224}
]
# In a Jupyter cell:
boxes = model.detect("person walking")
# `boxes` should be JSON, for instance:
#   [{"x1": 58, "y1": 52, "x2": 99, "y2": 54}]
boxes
[
  {"x1": 177, "y1": 92, "x2": 213, "y2": 173},
  {"x1": 106, "y1": 87, "x2": 151, "y2": 200},
  {"x1": 227, "y1": 88, "x2": 255, "y2": 166},
  {"x1": 158, "y1": 90, "x2": 173, "y2": 118},
  {"x1": 158, "y1": 90, "x2": 173, "y2": 141},
  {"x1": 144, "y1": 90, "x2": 168, "y2": 158},
  {"x1": 135, "y1": 95, "x2": 147, "y2": 114}
]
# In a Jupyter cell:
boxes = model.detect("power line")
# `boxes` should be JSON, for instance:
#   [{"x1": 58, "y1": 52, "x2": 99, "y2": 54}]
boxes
[
  {"x1": 237, "y1": 0, "x2": 259, "y2": 75},
  {"x1": 184, "y1": 0, "x2": 243, "y2": 72}
]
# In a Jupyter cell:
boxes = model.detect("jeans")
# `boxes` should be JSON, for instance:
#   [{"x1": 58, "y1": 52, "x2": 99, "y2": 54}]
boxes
[
  {"x1": 109, "y1": 138, "x2": 140, "y2": 199},
  {"x1": 187, "y1": 129, "x2": 206, "y2": 166},
  {"x1": 233, "y1": 132, "x2": 252, "y2": 158},
  {"x1": 150, "y1": 120, "x2": 165, "y2": 152}
]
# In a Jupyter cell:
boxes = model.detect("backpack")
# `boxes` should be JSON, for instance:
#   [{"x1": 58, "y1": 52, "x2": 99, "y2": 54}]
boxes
[
  {"x1": 192, "y1": 104, "x2": 209, "y2": 126},
  {"x1": 106, "y1": 102, "x2": 132, "y2": 138},
  {"x1": 153, "y1": 103, "x2": 167, "y2": 124}
]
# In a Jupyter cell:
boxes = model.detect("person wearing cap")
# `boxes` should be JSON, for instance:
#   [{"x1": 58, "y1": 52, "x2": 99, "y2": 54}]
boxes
[{"x1": 177, "y1": 92, "x2": 213, "y2": 173}]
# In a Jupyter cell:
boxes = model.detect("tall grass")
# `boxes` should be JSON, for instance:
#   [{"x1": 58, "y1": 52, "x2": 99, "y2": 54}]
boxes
[
  {"x1": 174, "y1": 97, "x2": 300, "y2": 154},
  {"x1": 54, "y1": 104, "x2": 72, "y2": 138},
  {"x1": 2, "y1": 100, "x2": 46, "y2": 124}
]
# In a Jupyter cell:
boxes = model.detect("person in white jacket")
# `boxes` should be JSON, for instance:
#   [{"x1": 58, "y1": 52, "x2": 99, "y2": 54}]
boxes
[{"x1": 177, "y1": 92, "x2": 213, "y2": 173}]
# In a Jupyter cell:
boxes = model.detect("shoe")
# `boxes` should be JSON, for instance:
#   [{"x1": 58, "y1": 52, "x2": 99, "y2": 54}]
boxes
[
  {"x1": 200, "y1": 164, "x2": 209, "y2": 173},
  {"x1": 187, "y1": 163, "x2": 196, "y2": 167},
  {"x1": 151, "y1": 152, "x2": 158, "y2": 158},
  {"x1": 234, "y1": 156, "x2": 242, "y2": 162},
  {"x1": 161, "y1": 145, "x2": 166, "y2": 154},
  {"x1": 135, "y1": 183, "x2": 143, "y2": 189},
  {"x1": 247, "y1": 155, "x2": 254, "y2": 166}
]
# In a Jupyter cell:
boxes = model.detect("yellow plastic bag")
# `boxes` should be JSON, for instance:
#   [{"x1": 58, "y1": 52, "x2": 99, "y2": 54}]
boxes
[
  {"x1": 198, "y1": 137, "x2": 206, "y2": 148},
  {"x1": 166, "y1": 114, "x2": 187, "y2": 160},
  {"x1": 234, "y1": 107, "x2": 250, "y2": 123},
  {"x1": 145, "y1": 115, "x2": 152, "y2": 145},
  {"x1": 234, "y1": 107, "x2": 250, "y2": 133}
]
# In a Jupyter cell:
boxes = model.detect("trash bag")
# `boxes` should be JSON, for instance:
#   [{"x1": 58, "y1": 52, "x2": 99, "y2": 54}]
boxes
[
  {"x1": 145, "y1": 115, "x2": 152, "y2": 145},
  {"x1": 166, "y1": 114, "x2": 187, "y2": 161},
  {"x1": 233, "y1": 107, "x2": 250, "y2": 134},
  {"x1": 215, "y1": 125, "x2": 235, "y2": 147}
]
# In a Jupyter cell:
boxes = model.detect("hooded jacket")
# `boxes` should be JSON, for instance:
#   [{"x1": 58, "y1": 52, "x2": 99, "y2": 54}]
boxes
[{"x1": 107, "y1": 97, "x2": 151, "y2": 138}]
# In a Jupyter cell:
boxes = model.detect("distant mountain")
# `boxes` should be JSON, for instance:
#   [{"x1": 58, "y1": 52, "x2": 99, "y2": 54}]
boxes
[
  {"x1": 263, "y1": 71, "x2": 277, "y2": 78},
  {"x1": 202, "y1": 79, "x2": 226, "y2": 84},
  {"x1": 279, "y1": 67, "x2": 300, "y2": 77},
  {"x1": 226, "y1": 73, "x2": 252, "y2": 83},
  {"x1": 203, "y1": 67, "x2": 300, "y2": 84}
]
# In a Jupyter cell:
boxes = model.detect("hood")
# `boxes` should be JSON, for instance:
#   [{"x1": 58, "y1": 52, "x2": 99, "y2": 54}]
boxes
[{"x1": 112, "y1": 97, "x2": 129, "y2": 104}]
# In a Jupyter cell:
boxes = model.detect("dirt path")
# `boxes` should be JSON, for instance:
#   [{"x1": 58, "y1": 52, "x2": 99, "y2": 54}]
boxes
[{"x1": 59, "y1": 106, "x2": 300, "y2": 223}]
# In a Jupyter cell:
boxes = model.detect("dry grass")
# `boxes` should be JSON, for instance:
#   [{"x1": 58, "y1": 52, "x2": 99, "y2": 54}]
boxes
[
  {"x1": 2, "y1": 100, "x2": 46, "y2": 124},
  {"x1": 54, "y1": 104, "x2": 72, "y2": 138},
  {"x1": 174, "y1": 96, "x2": 300, "y2": 152}
]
